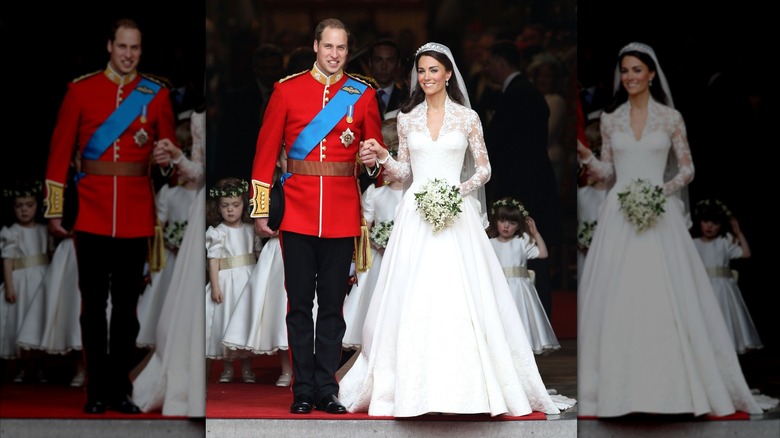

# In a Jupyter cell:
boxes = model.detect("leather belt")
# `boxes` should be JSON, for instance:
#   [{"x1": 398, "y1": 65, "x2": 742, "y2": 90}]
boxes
[
  {"x1": 219, "y1": 253, "x2": 256, "y2": 270},
  {"x1": 82, "y1": 159, "x2": 149, "y2": 176},
  {"x1": 13, "y1": 253, "x2": 49, "y2": 270},
  {"x1": 287, "y1": 159, "x2": 356, "y2": 177}
]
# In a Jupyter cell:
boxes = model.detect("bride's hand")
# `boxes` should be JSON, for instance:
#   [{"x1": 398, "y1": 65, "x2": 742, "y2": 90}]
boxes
[
  {"x1": 360, "y1": 139, "x2": 383, "y2": 167},
  {"x1": 577, "y1": 139, "x2": 592, "y2": 161}
]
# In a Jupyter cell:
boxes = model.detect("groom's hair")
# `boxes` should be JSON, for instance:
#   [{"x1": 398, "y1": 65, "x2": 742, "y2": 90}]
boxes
[{"x1": 314, "y1": 18, "x2": 350, "y2": 46}]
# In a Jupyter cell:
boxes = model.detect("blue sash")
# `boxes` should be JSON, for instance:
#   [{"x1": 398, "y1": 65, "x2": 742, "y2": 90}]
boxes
[
  {"x1": 82, "y1": 78, "x2": 161, "y2": 160},
  {"x1": 280, "y1": 77, "x2": 367, "y2": 185}
]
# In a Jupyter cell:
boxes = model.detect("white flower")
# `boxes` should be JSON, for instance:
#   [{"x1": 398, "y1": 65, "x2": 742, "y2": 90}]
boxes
[
  {"x1": 577, "y1": 220, "x2": 597, "y2": 250},
  {"x1": 163, "y1": 220, "x2": 188, "y2": 250},
  {"x1": 414, "y1": 178, "x2": 463, "y2": 234},
  {"x1": 370, "y1": 220, "x2": 394, "y2": 248},
  {"x1": 617, "y1": 179, "x2": 666, "y2": 233}
]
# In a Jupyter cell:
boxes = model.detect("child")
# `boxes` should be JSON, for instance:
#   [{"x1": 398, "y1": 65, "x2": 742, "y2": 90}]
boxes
[
  {"x1": 204, "y1": 177, "x2": 261, "y2": 383},
  {"x1": 692, "y1": 198, "x2": 762, "y2": 354},
  {"x1": 342, "y1": 118, "x2": 403, "y2": 351},
  {"x1": 16, "y1": 163, "x2": 91, "y2": 387},
  {"x1": 0, "y1": 180, "x2": 50, "y2": 382},
  {"x1": 487, "y1": 197, "x2": 560, "y2": 354},
  {"x1": 221, "y1": 150, "x2": 295, "y2": 387},
  {"x1": 576, "y1": 116, "x2": 607, "y2": 285},
  {"x1": 136, "y1": 158, "x2": 198, "y2": 349}
]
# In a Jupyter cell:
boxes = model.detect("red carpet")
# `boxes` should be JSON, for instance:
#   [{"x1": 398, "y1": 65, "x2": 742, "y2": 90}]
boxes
[
  {"x1": 0, "y1": 383, "x2": 183, "y2": 419},
  {"x1": 206, "y1": 355, "x2": 547, "y2": 421}
]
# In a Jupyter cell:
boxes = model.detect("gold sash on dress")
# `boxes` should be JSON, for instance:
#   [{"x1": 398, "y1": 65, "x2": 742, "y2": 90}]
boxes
[
  {"x1": 218, "y1": 253, "x2": 256, "y2": 270},
  {"x1": 503, "y1": 266, "x2": 530, "y2": 278},
  {"x1": 706, "y1": 267, "x2": 734, "y2": 278},
  {"x1": 12, "y1": 253, "x2": 49, "y2": 270}
]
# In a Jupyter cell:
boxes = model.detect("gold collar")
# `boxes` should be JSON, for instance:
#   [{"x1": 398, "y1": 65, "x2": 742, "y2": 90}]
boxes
[
  {"x1": 310, "y1": 63, "x2": 343, "y2": 86},
  {"x1": 104, "y1": 63, "x2": 137, "y2": 86}
]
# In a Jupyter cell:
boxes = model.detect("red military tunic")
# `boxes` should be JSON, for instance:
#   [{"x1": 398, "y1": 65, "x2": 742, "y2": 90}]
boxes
[
  {"x1": 44, "y1": 66, "x2": 176, "y2": 238},
  {"x1": 250, "y1": 67, "x2": 384, "y2": 238}
]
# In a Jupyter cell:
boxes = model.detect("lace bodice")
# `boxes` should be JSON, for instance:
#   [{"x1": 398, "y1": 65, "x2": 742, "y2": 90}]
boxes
[
  {"x1": 381, "y1": 97, "x2": 490, "y2": 197},
  {"x1": 586, "y1": 99, "x2": 693, "y2": 195}
]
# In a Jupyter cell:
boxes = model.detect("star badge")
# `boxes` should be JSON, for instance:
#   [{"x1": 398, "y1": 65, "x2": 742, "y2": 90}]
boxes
[
  {"x1": 134, "y1": 128, "x2": 149, "y2": 147},
  {"x1": 340, "y1": 128, "x2": 355, "y2": 147}
]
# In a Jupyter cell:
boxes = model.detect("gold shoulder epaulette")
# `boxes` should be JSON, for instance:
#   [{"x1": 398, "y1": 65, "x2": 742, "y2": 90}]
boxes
[
  {"x1": 279, "y1": 70, "x2": 308, "y2": 83},
  {"x1": 346, "y1": 73, "x2": 378, "y2": 89},
  {"x1": 72, "y1": 70, "x2": 101, "y2": 83},
  {"x1": 140, "y1": 73, "x2": 173, "y2": 89}
]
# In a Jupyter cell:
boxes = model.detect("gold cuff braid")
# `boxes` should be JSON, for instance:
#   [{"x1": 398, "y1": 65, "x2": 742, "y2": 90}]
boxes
[
  {"x1": 44, "y1": 180, "x2": 65, "y2": 218},
  {"x1": 250, "y1": 180, "x2": 270, "y2": 218}
]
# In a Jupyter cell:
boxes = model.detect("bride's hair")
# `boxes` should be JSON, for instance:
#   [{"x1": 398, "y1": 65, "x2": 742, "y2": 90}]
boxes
[
  {"x1": 605, "y1": 50, "x2": 669, "y2": 113},
  {"x1": 399, "y1": 50, "x2": 466, "y2": 113}
]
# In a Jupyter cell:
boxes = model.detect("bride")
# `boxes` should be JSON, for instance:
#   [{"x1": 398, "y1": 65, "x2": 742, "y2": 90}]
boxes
[
  {"x1": 576, "y1": 42, "x2": 777, "y2": 417},
  {"x1": 341, "y1": 42, "x2": 575, "y2": 417}
]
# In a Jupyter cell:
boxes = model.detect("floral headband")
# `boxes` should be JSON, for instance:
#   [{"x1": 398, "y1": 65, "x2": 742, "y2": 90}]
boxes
[
  {"x1": 208, "y1": 179, "x2": 249, "y2": 199},
  {"x1": 694, "y1": 198, "x2": 732, "y2": 217},
  {"x1": 2, "y1": 180, "x2": 43, "y2": 199},
  {"x1": 491, "y1": 198, "x2": 529, "y2": 218}
]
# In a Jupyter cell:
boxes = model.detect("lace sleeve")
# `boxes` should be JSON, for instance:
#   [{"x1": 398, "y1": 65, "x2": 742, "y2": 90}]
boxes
[
  {"x1": 583, "y1": 112, "x2": 615, "y2": 183},
  {"x1": 662, "y1": 110, "x2": 694, "y2": 196},
  {"x1": 379, "y1": 113, "x2": 412, "y2": 183},
  {"x1": 175, "y1": 111, "x2": 206, "y2": 187},
  {"x1": 459, "y1": 111, "x2": 491, "y2": 196}
]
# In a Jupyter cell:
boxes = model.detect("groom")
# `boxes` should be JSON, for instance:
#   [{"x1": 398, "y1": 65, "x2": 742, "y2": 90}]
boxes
[{"x1": 250, "y1": 18, "x2": 384, "y2": 414}]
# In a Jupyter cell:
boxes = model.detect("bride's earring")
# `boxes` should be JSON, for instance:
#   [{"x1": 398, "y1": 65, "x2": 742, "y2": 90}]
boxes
[
  {"x1": 446, "y1": 79, "x2": 449, "y2": 87},
  {"x1": 649, "y1": 79, "x2": 653, "y2": 87}
]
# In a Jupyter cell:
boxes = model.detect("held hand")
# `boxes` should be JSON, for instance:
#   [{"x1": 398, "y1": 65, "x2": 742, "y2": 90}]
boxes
[
  {"x1": 48, "y1": 218, "x2": 70, "y2": 238},
  {"x1": 254, "y1": 217, "x2": 277, "y2": 238},
  {"x1": 359, "y1": 139, "x2": 383, "y2": 167},
  {"x1": 153, "y1": 138, "x2": 182, "y2": 167}
]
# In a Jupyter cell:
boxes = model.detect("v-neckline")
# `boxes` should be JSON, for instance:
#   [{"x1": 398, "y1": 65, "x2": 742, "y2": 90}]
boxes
[
  {"x1": 628, "y1": 100, "x2": 650, "y2": 142},
  {"x1": 425, "y1": 98, "x2": 447, "y2": 142}
]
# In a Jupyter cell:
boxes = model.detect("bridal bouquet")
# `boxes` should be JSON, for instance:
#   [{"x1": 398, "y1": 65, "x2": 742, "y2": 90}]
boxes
[
  {"x1": 414, "y1": 178, "x2": 463, "y2": 233},
  {"x1": 577, "y1": 220, "x2": 597, "y2": 250},
  {"x1": 617, "y1": 178, "x2": 665, "y2": 233},
  {"x1": 163, "y1": 220, "x2": 188, "y2": 251},
  {"x1": 370, "y1": 220, "x2": 394, "y2": 248}
]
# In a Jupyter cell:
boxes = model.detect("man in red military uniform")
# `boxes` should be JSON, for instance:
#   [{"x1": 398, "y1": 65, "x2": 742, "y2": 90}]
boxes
[
  {"x1": 251, "y1": 18, "x2": 384, "y2": 414},
  {"x1": 44, "y1": 18, "x2": 177, "y2": 414}
]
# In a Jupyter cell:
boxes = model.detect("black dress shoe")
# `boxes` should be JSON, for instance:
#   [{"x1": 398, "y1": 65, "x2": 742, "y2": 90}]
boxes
[
  {"x1": 290, "y1": 394, "x2": 314, "y2": 414},
  {"x1": 315, "y1": 394, "x2": 347, "y2": 414},
  {"x1": 84, "y1": 400, "x2": 107, "y2": 414},
  {"x1": 109, "y1": 396, "x2": 142, "y2": 414}
]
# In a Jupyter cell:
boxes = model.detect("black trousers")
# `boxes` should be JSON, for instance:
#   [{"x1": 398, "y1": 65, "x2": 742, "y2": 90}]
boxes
[
  {"x1": 279, "y1": 231, "x2": 353, "y2": 400},
  {"x1": 74, "y1": 232, "x2": 147, "y2": 403}
]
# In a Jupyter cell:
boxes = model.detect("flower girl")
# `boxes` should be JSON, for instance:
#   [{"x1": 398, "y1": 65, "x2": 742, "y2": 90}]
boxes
[
  {"x1": 487, "y1": 197, "x2": 559, "y2": 354},
  {"x1": 204, "y1": 178, "x2": 261, "y2": 383}
]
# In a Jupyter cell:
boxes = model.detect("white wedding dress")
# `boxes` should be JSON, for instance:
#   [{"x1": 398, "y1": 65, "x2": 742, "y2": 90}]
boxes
[
  {"x1": 132, "y1": 111, "x2": 206, "y2": 417},
  {"x1": 578, "y1": 99, "x2": 775, "y2": 417},
  {"x1": 338, "y1": 97, "x2": 574, "y2": 417}
]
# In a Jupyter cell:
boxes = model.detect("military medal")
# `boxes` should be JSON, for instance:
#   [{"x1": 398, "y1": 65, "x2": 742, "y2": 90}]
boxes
[
  {"x1": 140, "y1": 105, "x2": 148, "y2": 124},
  {"x1": 134, "y1": 128, "x2": 149, "y2": 147},
  {"x1": 340, "y1": 128, "x2": 354, "y2": 147},
  {"x1": 346, "y1": 105, "x2": 354, "y2": 124}
]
